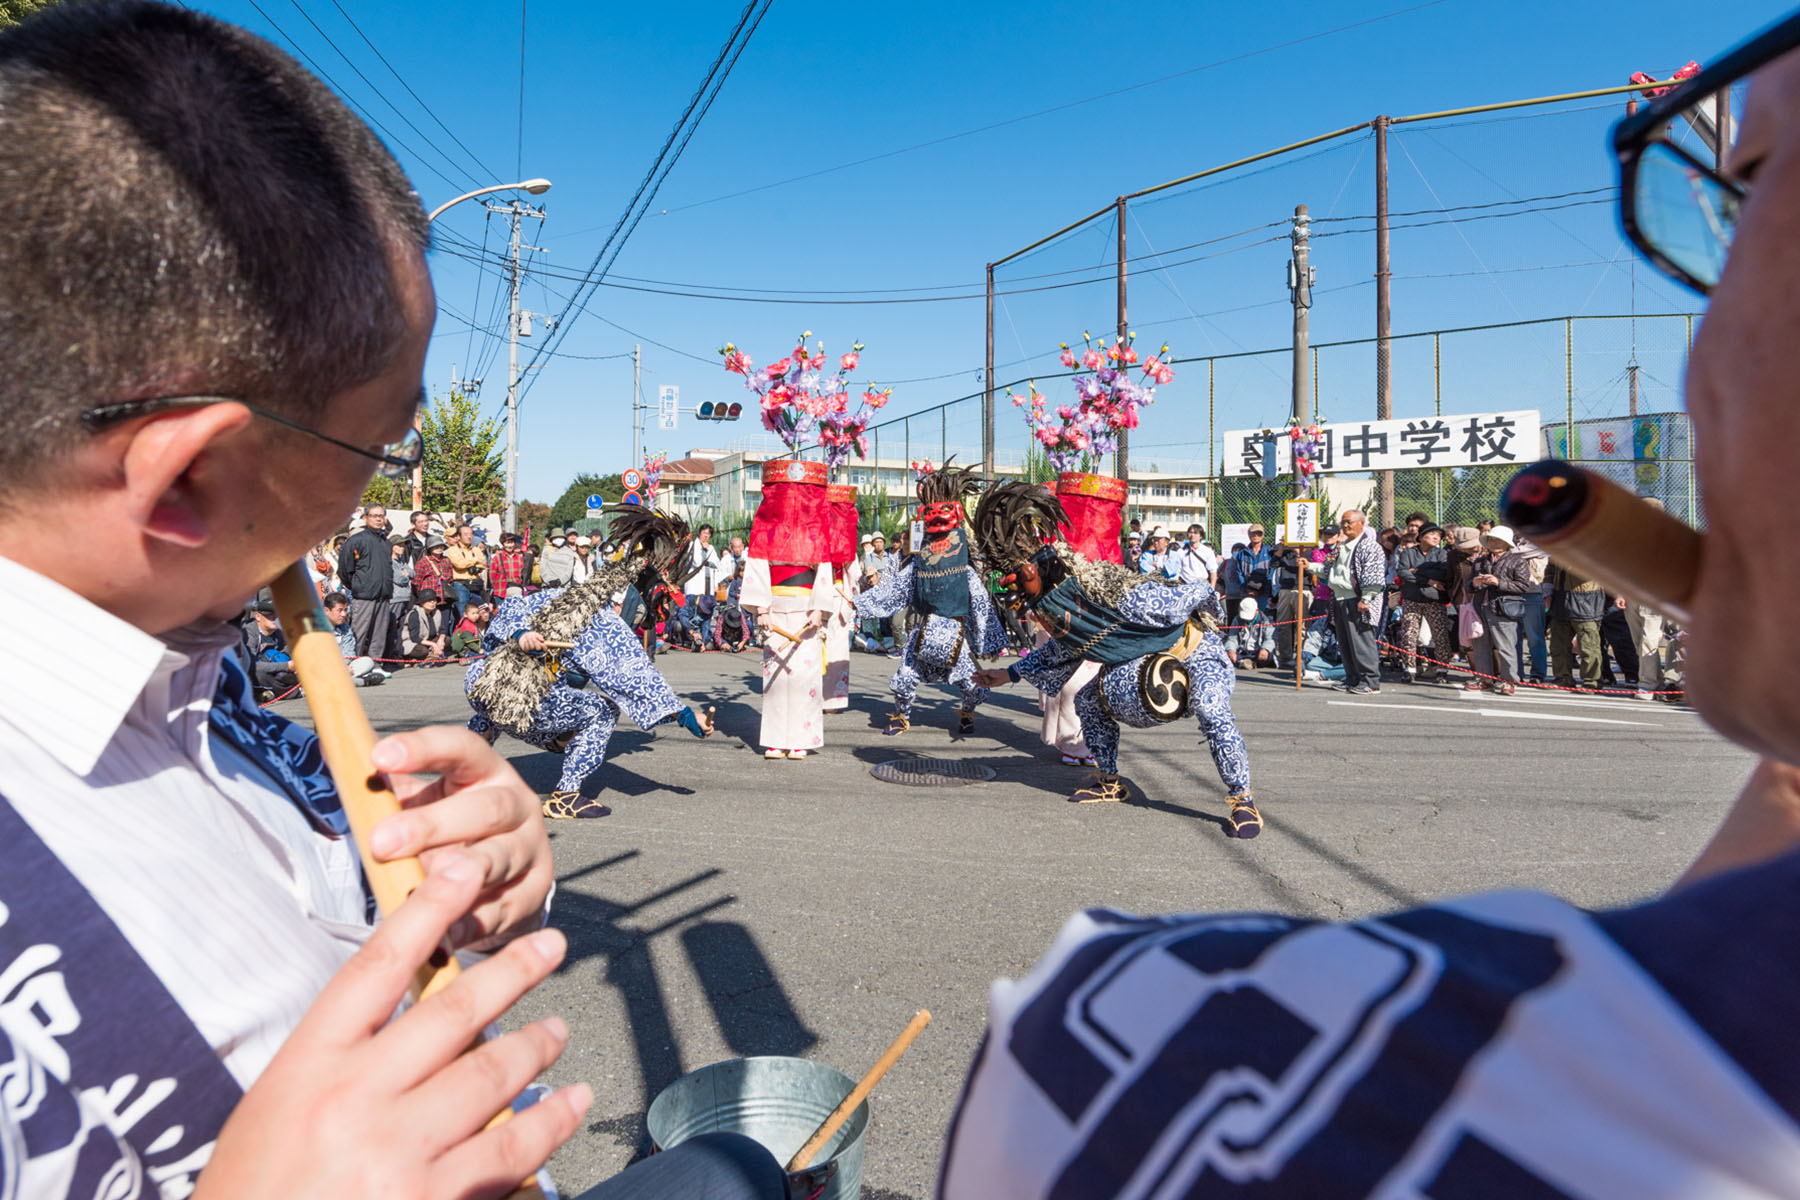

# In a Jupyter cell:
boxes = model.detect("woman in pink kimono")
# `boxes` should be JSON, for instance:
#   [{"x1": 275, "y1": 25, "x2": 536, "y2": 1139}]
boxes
[{"x1": 741, "y1": 459, "x2": 837, "y2": 759}]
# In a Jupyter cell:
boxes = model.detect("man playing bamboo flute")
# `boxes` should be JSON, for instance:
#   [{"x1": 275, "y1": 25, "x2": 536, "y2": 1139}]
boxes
[
  {"x1": 0, "y1": 4, "x2": 784, "y2": 1195},
  {"x1": 970, "y1": 483, "x2": 1258, "y2": 833},
  {"x1": 466, "y1": 507, "x2": 714, "y2": 819},
  {"x1": 853, "y1": 460, "x2": 1006, "y2": 735}
]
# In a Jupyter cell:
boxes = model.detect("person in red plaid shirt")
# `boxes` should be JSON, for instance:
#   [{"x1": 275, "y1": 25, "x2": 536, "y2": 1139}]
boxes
[
  {"x1": 489, "y1": 530, "x2": 532, "y2": 601},
  {"x1": 411, "y1": 534, "x2": 453, "y2": 603}
]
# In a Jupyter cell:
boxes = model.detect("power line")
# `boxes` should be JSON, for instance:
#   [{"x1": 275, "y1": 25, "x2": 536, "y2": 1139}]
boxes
[
  {"x1": 654, "y1": 0, "x2": 1459, "y2": 216},
  {"x1": 285, "y1": 0, "x2": 483, "y2": 190},
  {"x1": 1313, "y1": 185, "x2": 1616, "y2": 225},
  {"x1": 238, "y1": 0, "x2": 469, "y2": 194},
  {"x1": 515, "y1": 0, "x2": 771, "y2": 404},
  {"x1": 516, "y1": 0, "x2": 527, "y2": 178},
  {"x1": 322, "y1": 0, "x2": 500, "y2": 181},
  {"x1": 433, "y1": 230, "x2": 1290, "y2": 306}
]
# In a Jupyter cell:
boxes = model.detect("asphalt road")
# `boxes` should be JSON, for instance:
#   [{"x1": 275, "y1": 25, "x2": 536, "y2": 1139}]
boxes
[{"x1": 274, "y1": 647, "x2": 1753, "y2": 1199}]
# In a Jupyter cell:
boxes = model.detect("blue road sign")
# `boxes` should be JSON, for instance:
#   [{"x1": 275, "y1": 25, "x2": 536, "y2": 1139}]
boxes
[
  {"x1": 621, "y1": 491, "x2": 644, "y2": 506},
  {"x1": 586, "y1": 493, "x2": 604, "y2": 509}
]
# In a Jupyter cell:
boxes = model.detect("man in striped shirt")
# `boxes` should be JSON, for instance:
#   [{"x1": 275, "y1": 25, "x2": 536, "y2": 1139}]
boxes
[{"x1": 0, "y1": 5, "x2": 782, "y2": 1198}]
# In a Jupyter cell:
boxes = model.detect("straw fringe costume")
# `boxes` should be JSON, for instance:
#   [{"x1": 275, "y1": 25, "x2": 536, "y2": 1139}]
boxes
[
  {"x1": 974, "y1": 483, "x2": 1258, "y2": 834},
  {"x1": 853, "y1": 461, "x2": 1003, "y2": 734},
  {"x1": 856, "y1": 550, "x2": 1004, "y2": 722},
  {"x1": 464, "y1": 509, "x2": 710, "y2": 817}
]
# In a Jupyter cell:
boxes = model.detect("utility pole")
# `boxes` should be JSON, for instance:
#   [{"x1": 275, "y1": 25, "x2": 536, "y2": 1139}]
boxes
[
  {"x1": 1288, "y1": 203, "x2": 1314, "y2": 500},
  {"x1": 1114, "y1": 195, "x2": 1129, "y2": 485},
  {"x1": 984, "y1": 264, "x2": 995, "y2": 480},
  {"x1": 492, "y1": 196, "x2": 547, "y2": 534},
  {"x1": 632, "y1": 343, "x2": 643, "y2": 470},
  {"x1": 1374, "y1": 115, "x2": 1395, "y2": 528}
]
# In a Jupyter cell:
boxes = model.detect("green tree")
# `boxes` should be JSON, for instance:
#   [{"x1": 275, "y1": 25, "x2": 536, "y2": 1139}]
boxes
[
  {"x1": 0, "y1": 0, "x2": 60, "y2": 30},
  {"x1": 515, "y1": 499, "x2": 552, "y2": 540},
  {"x1": 421, "y1": 390, "x2": 504, "y2": 520},
  {"x1": 360, "y1": 475, "x2": 410, "y2": 511},
  {"x1": 548, "y1": 472, "x2": 623, "y2": 529}
]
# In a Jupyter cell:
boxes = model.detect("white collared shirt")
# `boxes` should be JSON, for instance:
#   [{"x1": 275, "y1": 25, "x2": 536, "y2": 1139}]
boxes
[{"x1": 0, "y1": 555, "x2": 370, "y2": 1103}]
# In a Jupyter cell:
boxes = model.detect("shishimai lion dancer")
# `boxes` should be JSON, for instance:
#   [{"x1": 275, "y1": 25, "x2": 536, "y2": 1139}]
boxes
[
  {"x1": 854, "y1": 459, "x2": 1006, "y2": 736},
  {"x1": 466, "y1": 507, "x2": 714, "y2": 818},
  {"x1": 970, "y1": 482, "x2": 1259, "y2": 835}
]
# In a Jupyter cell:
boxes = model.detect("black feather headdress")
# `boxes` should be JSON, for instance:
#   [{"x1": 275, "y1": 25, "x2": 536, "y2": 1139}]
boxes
[
  {"x1": 915, "y1": 456, "x2": 983, "y2": 506},
  {"x1": 606, "y1": 505, "x2": 698, "y2": 588},
  {"x1": 972, "y1": 481, "x2": 1066, "y2": 570}
]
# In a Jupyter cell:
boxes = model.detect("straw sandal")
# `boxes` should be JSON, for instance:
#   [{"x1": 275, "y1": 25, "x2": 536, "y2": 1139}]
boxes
[
  {"x1": 957, "y1": 710, "x2": 976, "y2": 735},
  {"x1": 1072, "y1": 772, "x2": 1128, "y2": 804},
  {"x1": 543, "y1": 790, "x2": 610, "y2": 819},
  {"x1": 1226, "y1": 791, "x2": 1263, "y2": 839},
  {"x1": 884, "y1": 711, "x2": 910, "y2": 736}
]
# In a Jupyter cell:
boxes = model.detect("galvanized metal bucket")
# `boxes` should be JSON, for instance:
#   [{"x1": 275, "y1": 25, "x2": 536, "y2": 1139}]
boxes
[{"x1": 645, "y1": 1056, "x2": 867, "y2": 1200}]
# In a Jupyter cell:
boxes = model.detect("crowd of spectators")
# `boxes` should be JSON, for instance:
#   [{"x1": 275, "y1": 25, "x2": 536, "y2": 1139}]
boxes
[
  {"x1": 241, "y1": 501, "x2": 1684, "y2": 704},
  {"x1": 1121, "y1": 507, "x2": 1684, "y2": 699},
  {"x1": 238, "y1": 506, "x2": 688, "y2": 701}
]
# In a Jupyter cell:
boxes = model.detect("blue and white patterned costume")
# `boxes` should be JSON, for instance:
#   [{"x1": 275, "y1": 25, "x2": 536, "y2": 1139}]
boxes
[
  {"x1": 466, "y1": 588, "x2": 682, "y2": 793},
  {"x1": 855, "y1": 556, "x2": 1006, "y2": 717},
  {"x1": 1013, "y1": 579, "x2": 1250, "y2": 793}
]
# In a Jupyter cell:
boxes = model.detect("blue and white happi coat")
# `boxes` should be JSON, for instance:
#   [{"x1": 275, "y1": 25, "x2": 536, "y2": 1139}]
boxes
[
  {"x1": 854, "y1": 558, "x2": 1007, "y2": 716},
  {"x1": 465, "y1": 589, "x2": 681, "y2": 792},
  {"x1": 1014, "y1": 578, "x2": 1249, "y2": 791},
  {"x1": 940, "y1": 877, "x2": 1800, "y2": 1199}
]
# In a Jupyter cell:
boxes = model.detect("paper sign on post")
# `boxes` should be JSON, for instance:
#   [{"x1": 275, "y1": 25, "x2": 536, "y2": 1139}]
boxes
[
  {"x1": 909, "y1": 519, "x2": 925, "y2": 552},
  {"x1": 1285, "y1": 500, "x2": 1320, "y2": 546}
]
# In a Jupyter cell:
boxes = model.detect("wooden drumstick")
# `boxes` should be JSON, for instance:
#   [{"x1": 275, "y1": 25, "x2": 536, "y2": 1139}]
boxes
[
  {"x1": 787, "y1": 1010, "x2": 931, "y2": 1173},
  {"x1": 269, "y1": 564, "x2": 547, "y2": 1197}
]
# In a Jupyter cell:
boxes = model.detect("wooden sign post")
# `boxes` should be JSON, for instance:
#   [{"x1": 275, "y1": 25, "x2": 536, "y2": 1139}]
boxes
[{"x1": 1286, "y1": 500, "x2": 1321, "y2": 690}]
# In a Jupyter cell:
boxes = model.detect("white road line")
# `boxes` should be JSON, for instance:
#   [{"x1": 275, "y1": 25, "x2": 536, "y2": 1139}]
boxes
[
  {"x1": 1444, "y1": 689, "x2": 1696, "y2": 716},
  {"x1": 1328, "y1": 700, "x2": 1657, "y2": 727}
]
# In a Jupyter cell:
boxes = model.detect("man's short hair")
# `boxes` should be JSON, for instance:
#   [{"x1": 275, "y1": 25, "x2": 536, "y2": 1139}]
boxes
[
  {"x1": 410, "y1": 511, "x2": 425, "y2": 523},
  {"x1": 0, "y1": 1, "x2": 428, "y2": 494},
  {"x1": 322, "y1": 591, "x2": 349, "y2": 610},
  {"x1": 1404, "y1": 511, "x2": 1430, "y2": 525},
  {"x1": 698, "y1": 523, "x2": 715, "y2": 537}
]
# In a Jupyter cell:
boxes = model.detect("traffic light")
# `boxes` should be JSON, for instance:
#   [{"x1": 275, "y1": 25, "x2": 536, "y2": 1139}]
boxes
[{"x1": 697, "y1": 401, "x2": 743, "y2": 421}]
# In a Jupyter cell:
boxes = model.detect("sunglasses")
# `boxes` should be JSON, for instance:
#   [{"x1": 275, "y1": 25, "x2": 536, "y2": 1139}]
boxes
[
  {"x1": 81, "y1": 390, "x2": 426, "y2": 481},
  {"x1": 1614, "y1": 10, "x2": 1800, "y2": 294}
]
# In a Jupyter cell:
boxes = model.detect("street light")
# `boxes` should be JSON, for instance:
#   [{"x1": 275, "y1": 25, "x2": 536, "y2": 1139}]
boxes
[
  {"x1": 421, "y1": 177, "x2": 553, "y2": 525},
  {"x1": 426, "y1": 177, "x2": 551, "y2": 223}
]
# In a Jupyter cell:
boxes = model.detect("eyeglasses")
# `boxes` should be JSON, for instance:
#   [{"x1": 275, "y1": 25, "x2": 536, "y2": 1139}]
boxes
[
  {"x1": 81, "y1": 391, "x2": 425, "y2": 480},
  {"x1": 1615, "y1": 11, "x2": 1800, "y2": 294}
]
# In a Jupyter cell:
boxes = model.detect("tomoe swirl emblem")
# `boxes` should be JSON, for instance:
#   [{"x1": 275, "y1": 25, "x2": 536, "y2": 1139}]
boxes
[{"x1": 1137, "y1": 651, "x2": 1191, "y2": 722}]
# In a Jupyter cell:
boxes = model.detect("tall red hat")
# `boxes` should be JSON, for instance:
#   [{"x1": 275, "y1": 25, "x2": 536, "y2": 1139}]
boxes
[
  {"x1": 1056, "y1": 471, "x2": 1126, "y2": 564},
  {"x1": 750, "y1": 459, "x2": 832, "y2": 566},
  {"x1": 825, "y1": 483, "x2": 858, "y2": 573}
]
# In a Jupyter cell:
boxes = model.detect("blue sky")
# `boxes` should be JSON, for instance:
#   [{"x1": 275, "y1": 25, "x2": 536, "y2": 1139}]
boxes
[{"x1": 194, "y1": 0, "x2": 1787, "y2": 497}]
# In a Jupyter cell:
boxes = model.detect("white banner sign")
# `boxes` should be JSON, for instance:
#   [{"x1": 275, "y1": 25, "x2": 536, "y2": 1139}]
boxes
[
  {"x1": 658, "y1": 384, "x2": 679, "y2": 431},
  {"x1": 1224, "y1": 410, "x2": 1540, "y2": 477}
]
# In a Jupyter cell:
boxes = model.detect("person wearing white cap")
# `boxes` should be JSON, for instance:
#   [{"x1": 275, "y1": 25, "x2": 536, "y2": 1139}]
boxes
[
  {"x1": 1466, "y1": 523, "x2": 1534, "y2": 695},
  {"x1": 1136, "y1": 525, "x2": 1175, "y2": 578}
]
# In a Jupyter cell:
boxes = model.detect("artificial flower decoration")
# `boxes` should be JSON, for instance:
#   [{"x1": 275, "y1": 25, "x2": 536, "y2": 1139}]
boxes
[
  {"x1": 1289, "y1": 422, "x2": 1325, "y2": 496},
  {"x1": 642, "y1": 450, "x2": 668, "y2": 503},
  {"x1": 719, "y1": 334, "x2": 889, "y2": 469},
  {"x1": 909, "y1": 457, "x2": 936, "y2": 482},
  {"x1": 1009, "y1": 331, "x2": 1172, "y2": 473}
]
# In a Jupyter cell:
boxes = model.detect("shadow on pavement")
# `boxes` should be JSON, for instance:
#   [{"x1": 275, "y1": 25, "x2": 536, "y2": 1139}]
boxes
[{"x1": 552, "y1": 858, "x2": 818, "y2": 1163}]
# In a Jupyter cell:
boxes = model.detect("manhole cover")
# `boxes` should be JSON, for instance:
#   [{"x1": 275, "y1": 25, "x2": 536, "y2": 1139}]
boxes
[{"x1": 870, "y1": 757, "x2": 997, "y2": 787}]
